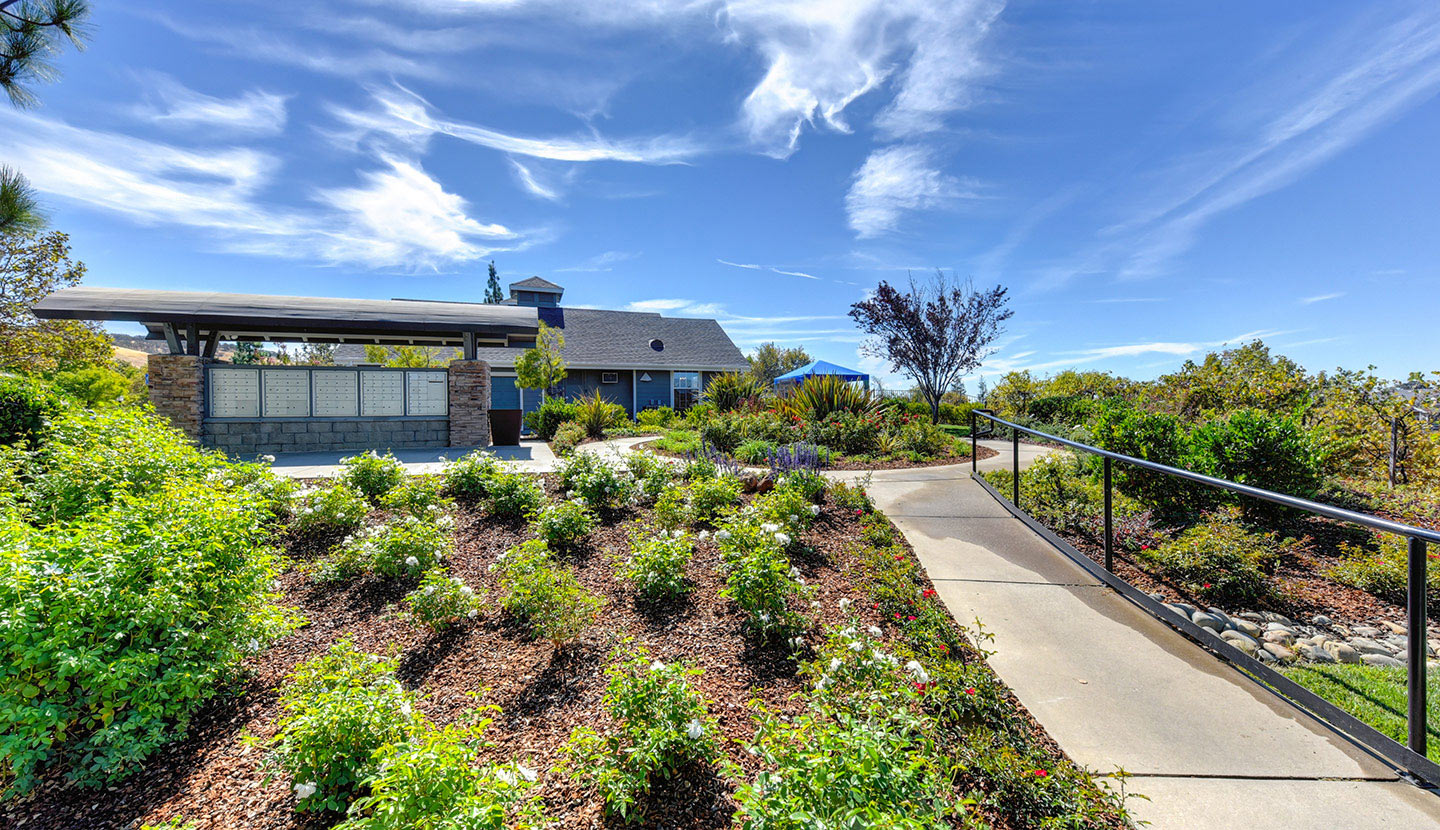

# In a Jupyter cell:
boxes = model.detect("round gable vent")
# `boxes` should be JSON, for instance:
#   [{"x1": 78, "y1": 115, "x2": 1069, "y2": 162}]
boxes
[{"x1": 649, "y1": 338, "x2": 664, "y2": 352}]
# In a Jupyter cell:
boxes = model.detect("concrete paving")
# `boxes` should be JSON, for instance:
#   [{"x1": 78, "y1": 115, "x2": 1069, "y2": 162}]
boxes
[{"x1": 852, "y1": 441, "x2": 1440, "y2": 829}]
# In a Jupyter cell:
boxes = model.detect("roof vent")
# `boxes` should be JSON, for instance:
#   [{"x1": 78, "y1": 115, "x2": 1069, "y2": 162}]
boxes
[{"x1": 649, "y1": 338, "x2": 664, "y2": 352}]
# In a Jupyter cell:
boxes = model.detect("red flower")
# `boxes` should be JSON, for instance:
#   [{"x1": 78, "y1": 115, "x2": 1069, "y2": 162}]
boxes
[
  {"x1": 854, "y1": 508, "x2": 864, "y2": 515},
  {"x1": 894, "y1": 613, "x2": 902, "y2": 620},
  {"x1": 1140, "y1": 544, "x2": 1149, "y2": 550},
  {"x1": 914, "y1": 682, "x2": 930, "y2": 693},
  {"x1": 1033, "y1": 769, "x2": 1048, "y2": 778},
  {"x1": 1203, "y1": 582, "x2": 1212, "y2": 589},
  {"x1": 872, "y1": 603, "x2": 880, "y2": 610},
  {"x1": 906, "y1": 615, "x2": 916, "y2": 621},
  {"x1": 965, "y1": 687, "x2": 977, "y2": 695},
  {"x1": 922, "y1": 589, "x2": 937, "y2": 598}
]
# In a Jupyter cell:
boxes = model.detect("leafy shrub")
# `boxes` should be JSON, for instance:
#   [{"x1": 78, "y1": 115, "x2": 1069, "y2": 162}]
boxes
[
  {"x1": 379, "y1": 474, "x2": 452, "y2": 519},
  {"x1": 775, "y1": 468, "x2": 828, "y2": 503},
  {"x1": 1188, "y1": 408, "x2": 1325, "y2": 503},
  {"x1": 890, "y1": 419, "x2": 953, "y2": 457},
  {"x1": 733, "y1": 699, "x2": 955, "y2": 830},
  {"x1": 1027, "y1": 394, "x2": 1097, "y2": 427},
  {"x1": 572, "y1": 390, "x2": 628, "y2": 438},
  {"x1": 702, "y1": 372, "x2": 766, "y2": 411},
  {"x1": 734, "y1": 439, "x2": 777, "y2": 465},
  {"x1": 139, "y1": 819, "x2": 197, "y2": 830},
  {"x1": 0, "y1": 374, "x2": 64, "y2": 447},
  {"x1": 531, "y1": 500, "x2": 596, "y2": 549},
  {"x1": 496, "y1": 540, "x2": 602, "y2": 646},
  {"x1": 829, "y1": 477, "x2": 874, "y2": 514},
  {"x1": 406, "y1": 568, "x2": 484, "y2": 631},
  {"x1": 211, "y1": 460, "x2": 298, "y2": 524},
  {"x1": 808, "y1": 411, "x2": 880, "y2": 455},
  {"x1": 523, "y1": 398, "x2": 577, "y2": 440},
  {"x1": 687, "y1": 475, "x2": 742, "y2": 526},
  {"x1": 636, "y1": 406, "x2": 675, "y2": 429},
  {"x1": 627, "y1": 453, "x2": 674, "y2": 506},
  {"x1": 718, "y1": 523, "x2": 812, "y2": 640},
  {"x1": 485, "y1": 470, "x2": 545, "y2": 521},
  {"x1": 552, "y1": 421, "x2": 586, "y2": 455},
  {"x1": 683, "y1": 401, "x2": 717, "y2": 425},
  {"x1": 616, "y1": 527, "x2": 694, "y2": 599},
  {"x1": 440, "y1": 450, "x2": 499, "y2": 502},
  {"x1": 699, "y1": 414, "x2": 744, "y2": 454},
  {"x1": 1329, "y1": 534, "x2": 1440, "y2": 609},
  {"x1": 773, "y1": 374, "x2": 879, "y2": 421},
  {"x1": 265, "y1": 640, "x2": 421, "y2": 813},
  {"x1": 338, "y1": 719, "x2": 545, "y2": 830},
  {"x1": 654, "y1": 427, "x2": 700, "y2": 456},
  {"x1": 557, "y1": 452, "x2": 634, "y2": 510},
  {"x1": 1089, "y1": 401, "x2": 1209, "y2": 518},
  {"x1": 561, "y1": 644, "x2": 720, "y2": 821},
  {"x1": 25, "y1": 406, "x2": 223, "y2": 523},
  {"x1": 341, "y1": 451, "x2": 406, "y2": 502},
  {"x1": 294, "y1": 483, "x2": 369, "y2": 535},
  {"x1": 1137, "y1": 512, "x2": 1279, "y2": 605},
  {"x1": 1, "y1": 479, "x2": 291, "y2": 794},
  {"x1": 324, "y1": 514, "x2": 454, "y2": 580}
]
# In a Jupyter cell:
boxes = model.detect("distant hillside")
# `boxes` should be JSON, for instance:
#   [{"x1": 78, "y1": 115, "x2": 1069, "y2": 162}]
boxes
[{"x1": 108, "y1": 333, "x2": 233, "y2": 366}]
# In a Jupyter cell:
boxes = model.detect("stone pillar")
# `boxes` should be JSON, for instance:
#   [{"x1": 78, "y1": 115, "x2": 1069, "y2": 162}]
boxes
[
  {"x1": 148, "y1": 354, "x2": 206, "y2": 442},
  {"x1": 448, "y1": 359, "x2": 491, "y2": 447}
]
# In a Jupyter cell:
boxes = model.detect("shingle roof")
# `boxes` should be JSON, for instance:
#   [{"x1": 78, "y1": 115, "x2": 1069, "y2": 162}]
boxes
[
  {"x1": 509, "y1": 276, "x2": 563, "y2": 292},
  {"x1": 334, "y1": 307, "x2": 747, "y2": 371}
]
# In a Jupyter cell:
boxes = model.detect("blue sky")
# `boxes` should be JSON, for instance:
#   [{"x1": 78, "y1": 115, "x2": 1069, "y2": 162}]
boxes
[{"x1": 3, "y1": 0, "x2": 1439, "y2": 387}]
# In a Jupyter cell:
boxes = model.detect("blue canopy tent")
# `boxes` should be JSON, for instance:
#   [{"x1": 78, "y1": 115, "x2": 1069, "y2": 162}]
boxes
[{"x1": 773, "y1": 359, "x2": 870, "y2": 390}]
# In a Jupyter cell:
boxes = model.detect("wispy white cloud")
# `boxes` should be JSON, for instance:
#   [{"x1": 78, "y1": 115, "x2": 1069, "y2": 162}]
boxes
[
  {"x1": 1299, "y1": 291, "x2": 1344, "y2": 304},
  {"x1": 624, "y1": 298, "x2": 725, "y2": 317},
  {"x1": 717, "y1": 258, "x2": 763, "y2": 270},
  {"x1": 509, "y1": 158, "x2": 562, "y2": 201},
  {"x1": 556, "y1": 250, "x2": 639, "y2": 272},
  {"x1": 1112, "y1": 8, "x2": 1440, "y2": 280},
  {"x1": 846, "y1": 145, "x2": 972, "y2": 238},
  {"x1": 135, "y1": 74, "x2": 288, "y2": 135},
  {"x1": 983, "y1": 329, "x2": 1290, "y2": 374},
  {"x1": 0, "y1": 109, "x2": 523, "y2": 271},
  {"x1": 328, "y1": 85, "x2": 703, "y2": 163},
  {"x1": 771, "y1": 267, "x2": 818, "y2": 280}
]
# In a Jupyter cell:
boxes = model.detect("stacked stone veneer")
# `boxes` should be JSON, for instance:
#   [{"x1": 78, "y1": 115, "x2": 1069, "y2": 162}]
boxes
[
  {"x1": 448, "y1": 359, "x2": 491, "y2": 447},
  {"x1": 148, "y1": 354, "x2": 207, "y2": 441}
]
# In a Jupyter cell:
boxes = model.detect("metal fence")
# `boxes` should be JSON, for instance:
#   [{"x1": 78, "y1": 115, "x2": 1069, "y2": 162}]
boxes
[{"x1": 969, "y1": 408, "x2": 1440, "y2": 785}]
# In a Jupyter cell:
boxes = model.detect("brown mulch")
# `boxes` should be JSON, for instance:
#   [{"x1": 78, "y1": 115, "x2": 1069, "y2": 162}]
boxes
[
  {"x1": 634, "y1": 440, "x2": 998, "y2": 471},
  {"x1": 4, "y1": 475, "x2": 1087, "y2": 830}
]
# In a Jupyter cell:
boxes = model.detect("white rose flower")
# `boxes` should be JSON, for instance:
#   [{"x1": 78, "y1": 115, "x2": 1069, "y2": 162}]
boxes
[
  {"x1": 774, "y1": 532, "x2": 791, "y2": 546},
  {"x1": 650, "y1": 659, "x2": 666, "y2": 672},
  {"x1": 518, "y1": 764, "x2": 538, "y2": 782},
  {"x1": 466, "y1": 608, "x2": 478, "y2": 619},
  {"x1": 808, "y1": 504, "x2": 821, "y2": 516},
  {"x1": 294, "y1": 781, "x2": 317, "y2": 800},
  {"x1": 698, "y1": 530, "x2": 710, "y2": 540},
  {"x1": 404, "y1": 556, "x2": 420, "y2": 568},
  {"x1": 905, "y1": 660, "x2": 930, "y2": 683},
  {"x1": 867, "y1": 625, "x2": 883, "y2": 637},
  {"x1": 828, "y1": 657, "x2": 842, "y2": 672},
  {"x1": 761, "y1": 522, "x2": 780, "y2": 533},
  {"x1": 686, "y1": 719, "x2": 704, "y2": 740},
  {"x1": 848, "y1": 641, "x2": 863, "y2": 652},
  {"x1": 838, "y1": 598, "x2": 852, "y2": 611},
  {"x1": 716, "y1": 530, "x2": 732, "y2": 541}
]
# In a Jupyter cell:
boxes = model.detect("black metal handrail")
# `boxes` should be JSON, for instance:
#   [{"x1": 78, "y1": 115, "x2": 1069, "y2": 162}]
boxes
[{"x1": 969, "y1": 408, "x2": 1434, "y2": 776}]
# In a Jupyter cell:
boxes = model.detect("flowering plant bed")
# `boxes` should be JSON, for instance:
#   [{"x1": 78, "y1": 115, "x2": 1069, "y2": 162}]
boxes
[
  {"x1": 637, "y1": 432, "x2": 998, "y2": 471},
  {"x1": 7, "y1": 450, "x2": 1133, "y2": 829}
]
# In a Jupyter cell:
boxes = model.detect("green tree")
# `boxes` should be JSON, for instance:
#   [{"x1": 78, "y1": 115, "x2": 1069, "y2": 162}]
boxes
[
  {"x1": 297, "y1": 343, "x2": 337, "y2": 365},
  {"x1": 363, "y1": 344, "x2": 453, "y2": 367},
  {"x1": 1154, "y1": 340, "x2": 1315, "y2": 419},
  {"x1": 483, "y1": 260, "x2": 503, "y2": 304},
  {"x1": 0, "y1": 165, "x2": 43, "y2": 235},
  {"x1": 232, "y1": 341, "x2": 261, "y2": 364},
  {"x1": 1, "y1": 1, "x2": 92, "y2": 233},
  {"x1": 0, "y1": 229, "x2": 111, "y2": 373},
  {"x1": 746, "y1": 342, "x2": 811, "y2": 386},
  {"x1": 515, "y1": 321, "x2": 566, "y2": 399}
]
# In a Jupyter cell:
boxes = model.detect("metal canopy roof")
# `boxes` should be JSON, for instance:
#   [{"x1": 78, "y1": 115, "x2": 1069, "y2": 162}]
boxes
[{"x1": 34, "y1": 287, "x2": 540, "y2": 344}]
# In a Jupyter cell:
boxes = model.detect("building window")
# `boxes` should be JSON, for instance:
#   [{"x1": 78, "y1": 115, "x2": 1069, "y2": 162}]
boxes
[{"x1": 673, "y1": 371, "x2": 701, "y2": 412}]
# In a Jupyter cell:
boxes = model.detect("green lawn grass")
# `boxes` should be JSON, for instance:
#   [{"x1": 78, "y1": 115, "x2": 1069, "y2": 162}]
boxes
[
  {"x1": 1279, "y1": 663, "x2": 1440, "y2": 763},
  {"x1": 938, "y1": 423, "x2": 971, "y2": 438}
]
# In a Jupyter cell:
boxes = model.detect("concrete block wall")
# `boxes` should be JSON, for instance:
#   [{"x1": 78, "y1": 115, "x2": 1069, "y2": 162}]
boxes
[{"x1": 205, "y1": 418, "x2": 449, "y2": 455}]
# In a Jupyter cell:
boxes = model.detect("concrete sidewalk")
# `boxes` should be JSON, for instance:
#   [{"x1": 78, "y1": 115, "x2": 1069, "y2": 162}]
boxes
[{"x1": 839, "y1": 444, "x2": 1440, "y2": 829}]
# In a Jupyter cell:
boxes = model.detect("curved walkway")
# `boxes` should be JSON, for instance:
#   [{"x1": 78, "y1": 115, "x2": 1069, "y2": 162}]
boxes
[{"x1": 831, "y1": 441, "x2": 1440, "y2": 828}]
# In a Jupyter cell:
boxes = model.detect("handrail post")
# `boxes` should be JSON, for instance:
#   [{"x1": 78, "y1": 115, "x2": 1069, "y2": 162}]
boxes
[
  {"x1": 970, "y1": 409, "x2": 977, "y2": 474},
  {"x1": 1103, "y1": 456, "x2": 1113, "y2": 572},
  {"x1": 1408, "y1": 535, "x2": 1428, "y2": 756},
  {"x1": 1011, "y1": 427, "x2": 1020, "y2": 506}
]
